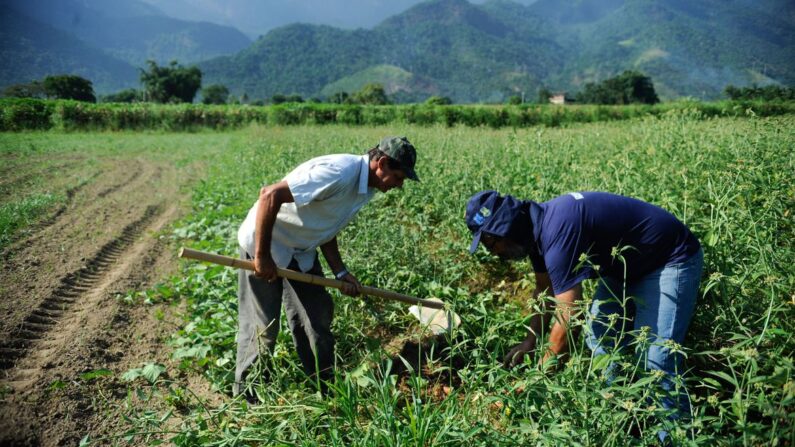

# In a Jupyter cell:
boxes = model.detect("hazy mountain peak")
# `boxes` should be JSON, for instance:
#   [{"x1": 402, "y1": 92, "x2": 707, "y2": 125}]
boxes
[{"x1": 378, "y1": 0, "x2": 510, "y2": 37}]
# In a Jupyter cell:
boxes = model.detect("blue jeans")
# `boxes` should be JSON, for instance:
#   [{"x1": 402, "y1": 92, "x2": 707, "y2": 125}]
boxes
[{"x1": 586, "y1": 248, "x2": 704, "y2": 423}]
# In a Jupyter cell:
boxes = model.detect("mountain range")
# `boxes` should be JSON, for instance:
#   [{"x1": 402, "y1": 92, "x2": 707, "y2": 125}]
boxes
[
  {"x1": 1, "y1": 0, "x2": 793, "y2": 101},
  {"x1": 1, "y1": 0, "x2": 250, "y2": 92}
]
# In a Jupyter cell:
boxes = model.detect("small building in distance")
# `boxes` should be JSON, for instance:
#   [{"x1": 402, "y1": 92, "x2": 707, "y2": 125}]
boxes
[{"x1": 549, "y1": 93, "x2": 575, "y2": 105}]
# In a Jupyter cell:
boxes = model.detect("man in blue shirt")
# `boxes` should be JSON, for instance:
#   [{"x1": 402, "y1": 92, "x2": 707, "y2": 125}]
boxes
[{"x1": 465, "y1": 190, "x2": 703, "y2": 427}]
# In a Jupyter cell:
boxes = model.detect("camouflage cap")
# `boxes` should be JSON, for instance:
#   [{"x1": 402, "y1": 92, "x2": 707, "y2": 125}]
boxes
[{"x1": 378, "y1": 136, "x2": 419, "y2": 181}]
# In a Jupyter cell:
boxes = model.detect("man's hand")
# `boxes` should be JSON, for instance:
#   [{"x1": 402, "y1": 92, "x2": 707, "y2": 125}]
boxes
[
  {"x1": 503, "y1": 335, "x2": 537, "y2": 369},
  {"x1": 338, "y1": 272, "x2": 362, "y2": 297},
  {"x1": 254, "y1": 255, "x2": 279, "y2": 282}
]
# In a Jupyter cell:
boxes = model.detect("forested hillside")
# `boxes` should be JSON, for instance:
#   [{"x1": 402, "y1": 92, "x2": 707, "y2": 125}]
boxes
[
  {"x1": 2, "y1": 0, "x2": 792, "y2": 101},
  {"x1": 201, "y1": 0, "x2": 795, "y2": 102},
  {"x1": 3, "y1": 0, "x2": 251, "y2": 70},
  {"x1": 0, "y1": 8, "x2": 138, "y2": 93}
]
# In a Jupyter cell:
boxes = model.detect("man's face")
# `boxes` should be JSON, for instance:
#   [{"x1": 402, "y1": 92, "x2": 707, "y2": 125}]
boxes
[
  {"x1": 480, "y1": 233, "x2": 528, "y2": 261},
  {"x1": 373, "y1": 157, "x2": 406, "y2": 193}
]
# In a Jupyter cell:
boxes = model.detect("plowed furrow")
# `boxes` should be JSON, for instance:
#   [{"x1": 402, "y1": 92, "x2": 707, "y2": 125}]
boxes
[
  {"x1": 1, "y1": 173, "x2": 98, "y2": 262},
  {"x1": 0, "y1": 205, "x2": 160, "y2": 371},
  {"x1": 97, "y1": 169, "x2": 141, "y2": 198}
]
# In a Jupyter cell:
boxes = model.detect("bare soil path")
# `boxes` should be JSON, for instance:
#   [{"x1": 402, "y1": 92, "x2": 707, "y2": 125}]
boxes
[{"x1": 0, "y1": 147, "x2": 215, "y2": 446}]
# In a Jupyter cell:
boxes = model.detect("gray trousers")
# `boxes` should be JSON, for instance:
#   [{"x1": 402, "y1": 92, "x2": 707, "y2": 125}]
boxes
[{"x1": 234, "y1": 248, "x2": 335, "y2": 396}]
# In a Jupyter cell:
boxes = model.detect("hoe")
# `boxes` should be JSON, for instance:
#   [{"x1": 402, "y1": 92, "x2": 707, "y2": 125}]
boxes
[{"x1": 179, "y1": 247, "x2": 461, "y2": 334}]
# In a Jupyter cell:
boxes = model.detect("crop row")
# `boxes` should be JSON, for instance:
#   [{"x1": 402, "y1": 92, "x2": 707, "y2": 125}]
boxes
[{"x1": 1, "y1": 98, "x2": 795, "y2": 132}]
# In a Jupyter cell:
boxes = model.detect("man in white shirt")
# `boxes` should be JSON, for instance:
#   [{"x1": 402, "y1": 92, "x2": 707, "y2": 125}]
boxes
[{"x1": 235, "y1": 136, "x2": 419, "y2": 397}]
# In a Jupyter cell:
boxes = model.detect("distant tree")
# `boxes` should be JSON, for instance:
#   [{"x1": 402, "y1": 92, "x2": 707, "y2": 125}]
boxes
[
  {"x1": 3, "y1": 81, "x2": 45, "y2": 98},
  {"x1": 537, "y1": 87, "x2": 553, "y2": 104},
  {"x1": 328, "y1": 92, "x2": 349, "y2": 104},
  {"x1": 271, "y1": 94, "x2": 303, "y2": 104},
  {"x1": 507, "y1": 95, "x2": 522, "y2": 105},
  {"x1": 43, "y1": 75, "x2": 96, "y2": 102},
  {"x1": 307, "y1": 97, "x2": 322, "y2": 103},
  {"x1": 425, "y1": 95, "x2": 452, "y2": 105},
  {"x1": 351, "y1": 83, "x2": 390, "y2": 105},
  {"x1": 576, "y1": 71, "x2": 659, "y2": 105},
  {"x1": 140, "y1": 60, "x2": 202, "y2": 103},
  {"x1": 201, "y1": 84, "x2": 229, "y2": 104},
  {"x1": 241, "y1": 93, "x2": 249, "y2": 104},
  {"x1": 101, "y1": 89, "x2": 142, "y2": 103},
  {"x1": 724, "y1": 84, "x2": 795, "y2": 101}
]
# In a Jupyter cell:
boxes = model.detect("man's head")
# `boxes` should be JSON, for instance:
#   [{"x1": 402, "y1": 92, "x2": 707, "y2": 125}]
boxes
[
  {"x1": 465, "y1": 190, "x2": 532, "y2": 260},
  {"x1": 368, "y1": 136, "x2": 419, "y2": 192}
]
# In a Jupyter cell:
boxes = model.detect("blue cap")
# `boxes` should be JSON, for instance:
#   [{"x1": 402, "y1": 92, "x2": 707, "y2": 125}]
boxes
[{"x1": 465, "y1": 190, "x2": 525, "y2": 254}]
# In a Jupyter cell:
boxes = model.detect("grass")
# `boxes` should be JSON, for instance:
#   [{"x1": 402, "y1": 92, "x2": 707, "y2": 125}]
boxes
[
  {"x1": 0, "y1": 193, "x2": 59, "y2": 250},
  {"x1": 4, "y1": 110, "x2": 793, "y2": 445}
]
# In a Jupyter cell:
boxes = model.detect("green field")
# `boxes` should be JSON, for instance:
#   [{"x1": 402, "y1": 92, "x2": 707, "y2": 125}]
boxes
[{"x1": 4, "y1": 111, "x2": 793, "y2": 445}]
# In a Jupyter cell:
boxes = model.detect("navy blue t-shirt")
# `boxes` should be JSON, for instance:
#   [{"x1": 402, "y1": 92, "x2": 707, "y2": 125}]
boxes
[{"x1": 529, "y1": 192, "x2": 700, "y2": 295}]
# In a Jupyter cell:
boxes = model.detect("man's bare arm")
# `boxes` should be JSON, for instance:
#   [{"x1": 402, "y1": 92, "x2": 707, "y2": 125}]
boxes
[
  {"x1": 542, "y1": 283, "x2": 583, "y2": 365},
  {"x1": 319, "y1": 236, "x2": 362, "y2": 296},
  {"x1": 254, "y1": 180, "x2": 294, "y2": 281},
  {"x1": 503, "y1": 272, "x2": 553, "y2": 368}
]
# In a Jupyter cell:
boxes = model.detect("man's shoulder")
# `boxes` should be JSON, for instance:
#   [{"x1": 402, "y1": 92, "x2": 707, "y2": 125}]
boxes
[
  {"x1": 311, "y1": 153, "x2": 362, "y2": 166},
  {"x1": 291, "y1": 154, "x2": 361, "y2": 177}
]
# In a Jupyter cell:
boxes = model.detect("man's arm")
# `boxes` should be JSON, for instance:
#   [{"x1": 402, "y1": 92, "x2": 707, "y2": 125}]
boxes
[
  {"x1": 541, "y1": 283, "x2": 583, "y2": 366},
  {"x1": 503, "y1": 272, "x2": 554, "y2": 368},
  {"x1": 254, "y1": 180, "x2": 294, "y2": 281},
  {"x1": 319, "y1": 236, "x2": 362, "y2": 296}
]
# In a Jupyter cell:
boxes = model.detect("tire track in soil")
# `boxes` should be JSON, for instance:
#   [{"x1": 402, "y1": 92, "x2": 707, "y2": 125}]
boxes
[
  {"x1": 0, "y1": 159, "x2": 160, "y2": 342},
  {"x1": 96, "y1": 167, "x2": 141, "y2": 198},
  {"x1": 1, "y1": 158, "x2": 143, "y2": 262},
  {"x1": 0, "y1": 205, "x2": 161, "y2": 377}
]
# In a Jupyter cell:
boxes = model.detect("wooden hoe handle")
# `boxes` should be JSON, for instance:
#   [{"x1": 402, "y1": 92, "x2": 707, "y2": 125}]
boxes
[{"x1": 179, "y1": 247, "x2": 444, "y2": 310}]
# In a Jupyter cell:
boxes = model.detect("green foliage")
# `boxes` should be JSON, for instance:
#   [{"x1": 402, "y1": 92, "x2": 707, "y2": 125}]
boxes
[
  {"x1": 271, "y1": 94, "x2": 304, "y2": 104},
  {"x1": 100, "y1": 88, "x2": 142, "y2": 103},
  {"x1": 328, "y1": 91, "x2": 350, "y2": 104},
  {"x1": 350, "y1": 83, "x2": 391, "y2": 105},
  {"x1": 200, "y1": 84, "x2": 229, "y2": 105},
  {"x1": 122, "y1": 363, "x2": 167, "y2": 384},
  {"x1": 537, "y1": 87, "x2": 553, "y2": 104},
  {"x1": 426, "y1": 95, "x2": 453, "y2": 105},
  {"x1": 42, "y1": 75, "x2": 96, "y2": 103},
  {"x1": 110, "y1": 115, "x2": 795, "y2": 445},
  {"x1": 576, "y1": 71, "x2": 659, "y2": 105},
  {"x1": 0, "y1": 193, "x2": 59, "y2": 250},
  {"x1": 724, "y1": 84, "x2": 795, "y2": 101},
  {"x1": 3, "y1": 81, "x2": 45, "y2": 99},
  {"x1": 140, "y1": 60, "x2": 202, "y2": 104},
  {"x1": 3, "y1": 99, "x2": 795, "y2": 132},
  {"x1": 0, "y1": 98, "x2": 55, "y2": 131},
  {"x1": 507, "y1": 95, "x2": 523, "y2": 105}
]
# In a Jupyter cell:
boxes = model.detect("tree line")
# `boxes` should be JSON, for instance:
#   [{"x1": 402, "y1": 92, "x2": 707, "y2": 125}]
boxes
[{"x1": 3, "y1": 64, "x2": 792, "y2": 105}]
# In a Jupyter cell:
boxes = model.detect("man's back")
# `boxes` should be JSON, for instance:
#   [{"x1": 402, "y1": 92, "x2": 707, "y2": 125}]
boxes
[{"x1": 538, "y1": 192, "x2": 700, "y2": 294}]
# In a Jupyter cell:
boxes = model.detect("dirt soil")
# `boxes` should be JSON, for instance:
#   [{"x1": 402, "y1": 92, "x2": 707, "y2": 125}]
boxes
[{"x1": 0, "y1": 153, "x2": 217, "y2": 446}]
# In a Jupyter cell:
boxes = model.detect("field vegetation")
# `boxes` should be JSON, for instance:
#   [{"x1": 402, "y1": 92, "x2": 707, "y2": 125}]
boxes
[
  {"x1": 109, "y1": 111, "x2": 793, "y2": 445},
  {"x1": 2, "y1": 98, "x2": 795, "y2": 132},
  {"x1": 1, "y1": 109, "x2": 792, "y2": 445}
]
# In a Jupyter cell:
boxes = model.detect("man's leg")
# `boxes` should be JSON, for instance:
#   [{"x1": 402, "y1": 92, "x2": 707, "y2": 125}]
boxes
[
  {"x1": 234, "y1": 248, "x2": 283, "y2": 397},
  {"x1": 282, "y1": 257, "x2": 335, "y2": 390},
  {"x1": 630, "y1": 249, "x2": 703, "y2": 440}
]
